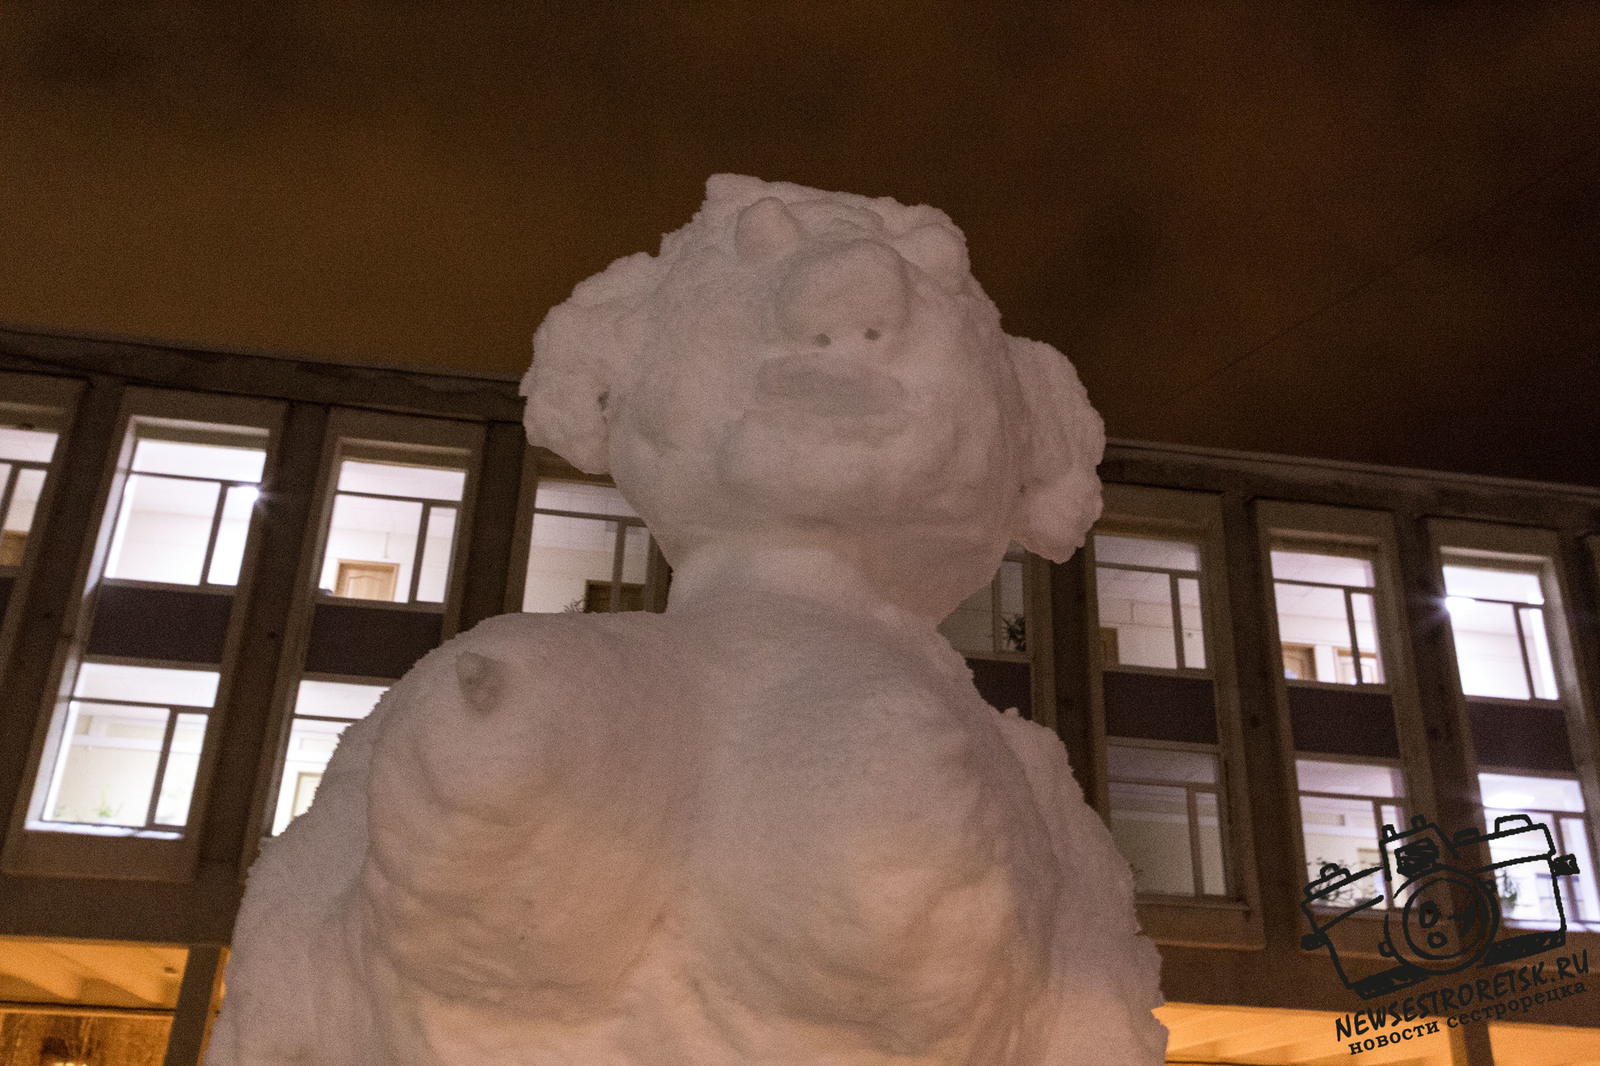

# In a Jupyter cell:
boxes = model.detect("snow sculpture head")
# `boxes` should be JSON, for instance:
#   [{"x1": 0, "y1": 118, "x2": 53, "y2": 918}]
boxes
[{"x1": 522, "y1": 174, "x2": 1104, "y2": 617}]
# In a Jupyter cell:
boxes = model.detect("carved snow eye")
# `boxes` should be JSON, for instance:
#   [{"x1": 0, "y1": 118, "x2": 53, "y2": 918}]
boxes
[
  {"x1": 864, "y1": 328, "x2": 881, "y2": 341},
  {"x1": 814, "y1": 333, "x2": 831, "y2": 347}
]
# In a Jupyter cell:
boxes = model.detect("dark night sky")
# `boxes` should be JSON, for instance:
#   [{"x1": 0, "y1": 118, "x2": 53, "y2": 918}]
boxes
[{"x1": 2, "y1": 3, "x2": 1597, "y2": 484}]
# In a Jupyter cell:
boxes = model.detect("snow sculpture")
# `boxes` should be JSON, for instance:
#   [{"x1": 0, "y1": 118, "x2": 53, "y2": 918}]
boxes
[{"x1": 211, "y1": 175, "x2": 1166, "y2": 1066}]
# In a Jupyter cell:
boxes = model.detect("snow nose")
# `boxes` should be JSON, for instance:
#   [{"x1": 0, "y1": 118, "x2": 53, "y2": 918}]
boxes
[{"x1": 776, "y1": 239, "x2": 910, "y2": 346}]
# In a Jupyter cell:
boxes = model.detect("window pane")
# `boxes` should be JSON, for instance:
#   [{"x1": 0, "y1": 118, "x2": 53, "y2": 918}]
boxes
[
  {"x1": 1274, "y1": 582, "x2": 1351, "y2": 684},
  {"x1": 1177, "y1": 576, "x2": 1204, "y2": 668},
  {"x1": 4, "y1": 467, "x2": 47, "y2": 536},
  {"x1": 2, "y1": 467, "x2": 47, "y2": 565},
  {"x1": 1301, "y1": 793, "x2": 1386, "y2": 904},
  {"x1": 1094, "y1": 534, "x2": 1198, "y2": 571},
  {"x1": 1479, "y1": 773, "x2": 1590, "y2": 923},
  {"x1": 1442, "y1": 565, "x2": 1543, "y2": 605},
  {"x1": 152, "y1": 713, "x2": 207, "y2": 826},
  {"x1": 998, "y1": 558, "x2": 1026, "y2": 652},
  {"x1": 294, "y1": 679, "x2": 388, "y2": 720},
  {"x1": 132, "y1": 439, "x2": 265, "y2": 482},
  {"x1": 1445, "y1": 598, "x2": 1530, "y2": 699},
  {"x1": 1484, "y1": 816, "x2": 1567, "y2": 923},
  {"x1": 1557, "y1": 817, "x2": 1599, "y2": 923},
  {"x1": 1518, "y1": 607, "x2": 1559, "y2": 700},
  {"x1": 44, "y1": 665, "x2": 218, "y2": 829},
  {"x1": 414, "y1": 506, "x2": 457, "y2": 603},
  {"x1": 524, "y1": 512, "x2": 624, "y2": 613},
  {"x1": 940, "y1": 579, "x2": 994, "y2": 655},
  {"x1": 1107, "y1": 744, "x2": 1218, "y2": 785},
  {"x1": 104, "y1": 474, "x2": 221, "y2": 585},
  {"x1": 621, "y1": 523, "x2": 650, "y2": 593},
  {"x1": 271, "y1": 717, "x2": 352, "y2": 834},
  {"x1": 533, "y1": 480, "x2": 636, "y2": 517},
  {"x1": 337, "y1": 460, "x2": 464, "y2": 501},
  {"x1": 1270, "y1": 551, "x2": 1374, "y2": 588},
  {"x1": 48, "y1": 702, "x2": 164, "y2": 826},
  {"x1": 0, "y1": 426, "x2": 59, "y2": 462},
  {"x1": 1108, "y1": 781, "x2": 1195, "y2": 895},
  {"x1": 74, "y1": 662, "x2": 219, "y2": 706},
  {"x1": 1479, "y1": 772, "x2": 1585, "y2": 813},
  {"x1": 1098, "y1": 566, "x2": 1176, "y2": 669},
  {"x1": 1347, "y1": 592, "x2": 1383, "y2": 684},
  {"x1": 205, "y1": 485, "x2": 259, "y2": 586},
  {"x1": 1196, "y1": 792, "x2": 1226, "y2": 895},
  {"x1": 321, "y1": 494, "x2": 422, "y2": 602},
  {"x1": 1296, "y1": 759, "x2": 1403, "y2": 798},
  {"x1": 270, "y1": 679, "x2": 388, "y2": 834}
]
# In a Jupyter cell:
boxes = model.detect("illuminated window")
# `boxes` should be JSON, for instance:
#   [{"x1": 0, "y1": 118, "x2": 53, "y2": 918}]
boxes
[
  {"x1": 1091, "y1": 532, "x2": 1230, "y2": 898},
  {"x1": 38, "y1": 664, "x2": 216, "y2": 832},
  {"x1": 1271, "y1": 550, "x2": 1384, "y2": 685},
  {"x1": 269, "y1": 679, "x2": 388, "y2": 834},
  {"x1": 0, "y1": 424, "x2": 59, "y2": 570},
  {"x1": 1297, "y1": 758, "x2": 1405, "y2": 907},
  {"x1": 264, "y1": 425, "x2": 477, "y2": 843},
  {"x1": 318, "y1": 458, "x2": 464, "y2": 604},
  {"x1": 1106, "y1": 744, "x2": 1226, "y2": 897},
  {"x1": 25, "y1": 418, "x2": 270, "y2": 843},
  {"x1": 522, "y1": 481, "x2": 650, "y2": 613},
  {"x1": 1442, "y1": 564, "x2": 1557, "y2": 701},
  {"x1": 1435, "y1": 536, "x2": 1589, "y2": 888},
  {"x1": 1094, "y1": 535, "x2": 1204, "y2": 670},
  {"x1": 1479, "y1": 772, "x2": 1598, "y2": 924},
  {"x1": 104, "y1": 434, "x2": 266, "y2": 587}
]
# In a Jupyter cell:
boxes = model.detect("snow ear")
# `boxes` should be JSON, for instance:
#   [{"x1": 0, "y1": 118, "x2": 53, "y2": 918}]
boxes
[
  {"x1": 522, "y1": 252, "x2": 660, "y2": 475},
  {"x1": 1007, "y1": 337, "x2": 1105, "y2": 563},
  {"x1": 455, "y1": 652, "x2": 508, "y2": 716}
]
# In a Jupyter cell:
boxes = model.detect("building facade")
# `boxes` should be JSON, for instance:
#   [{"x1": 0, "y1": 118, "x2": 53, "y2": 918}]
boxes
[{"x1": 1, "y1": 327, "x2": 1597, "y2": 1066}]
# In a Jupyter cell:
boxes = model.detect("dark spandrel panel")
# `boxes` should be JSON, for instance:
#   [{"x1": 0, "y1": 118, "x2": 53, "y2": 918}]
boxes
[
  {"x1": 304, "y1": 600, "x2": 443, "y2": 680},
  {"x1": 86, "y1": 584, "x2": 232, "y2": 663},
  {"x1": 0, "y1": 574, "x2": 12, "y2": 620},
  {"x1": 1469, "y1": 701, "x2": 1574, "y2": 772},
  {"x1": 1288, "y1": 686, "x2": 1399, "y2": 758},
  {"x1": 1103, "y1": 670, "x2": 1217, "y2": 744},
  {"x1": 970, "y1": 658, "x2": 1031, "y2": 720}
]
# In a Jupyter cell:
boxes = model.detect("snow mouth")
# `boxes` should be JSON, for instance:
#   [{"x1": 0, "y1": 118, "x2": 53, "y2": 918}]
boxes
[{"x1": 754, "y1": 353, "x2": 909, "y2": 422}]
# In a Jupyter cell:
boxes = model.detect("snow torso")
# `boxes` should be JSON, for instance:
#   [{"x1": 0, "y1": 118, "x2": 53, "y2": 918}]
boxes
[{"x1": 211, "y1": 603, "x2": 1164, "y2": 1066}]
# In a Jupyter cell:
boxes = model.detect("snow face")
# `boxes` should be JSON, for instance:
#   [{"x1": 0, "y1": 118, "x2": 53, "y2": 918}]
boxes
[
  {"x1": 523, "y1": 173, "x2": 1105, "y2": 620},
  {"x1": 210, "y1": 176, "x2": 1163, "y2": 1066}
]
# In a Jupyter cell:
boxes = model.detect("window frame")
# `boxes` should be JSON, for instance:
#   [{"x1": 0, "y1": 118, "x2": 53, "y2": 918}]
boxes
[
  {"x1": 4, "y1": 389, "x2": 284, "y2": 881},
  {"x1": 0, "y1": 372, "x2": 82, "y2": 709},
  {"x1": 245, "y1": 408, "x2": 484, "y2": 852},
  {"x1": 1430, "y1": 519, "x2": 1600, "y2": 929},
  {"x1": 1087, "y1": 484, "x2": 1262, "y2": 947},
  {"x1": 1256, "y1": 503, "x2": 1435, "y2": 953}
]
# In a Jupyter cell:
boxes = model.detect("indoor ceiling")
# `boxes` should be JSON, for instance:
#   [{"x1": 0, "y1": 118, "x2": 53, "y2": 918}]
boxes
[
  {"x1": 0, "y1": 938, "x2": 186, "y2": 1011},
  {"x1": 1, "y1": 3, "x2": 1596, "y2": 485},
  {"x1": 1157, "y1": 1003, "x2": 1600, "y2": 1066}
]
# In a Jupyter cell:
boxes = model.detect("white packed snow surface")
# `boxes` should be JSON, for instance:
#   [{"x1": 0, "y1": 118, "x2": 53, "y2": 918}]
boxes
[
  {"x1": 213, "y1": 174, "x2": 1163, "y2": 1065},
  {"x1": 212, "y1": 606, "x2": 1165, "y2": 1066}
]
